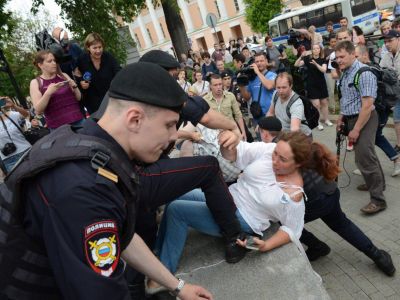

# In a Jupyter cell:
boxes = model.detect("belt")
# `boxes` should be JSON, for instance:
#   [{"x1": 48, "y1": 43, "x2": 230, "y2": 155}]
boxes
[{"x1": 343, "y1": 114, "x2": 359, "y2": 120}]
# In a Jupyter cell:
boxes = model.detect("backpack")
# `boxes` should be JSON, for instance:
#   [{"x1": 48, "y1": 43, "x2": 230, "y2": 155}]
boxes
[
  {"x1": 273, "y1": 92, "x2": 320, "y2": 130},
  {"x1": 353, "y1": 66, "x2": 400, "y2": 111}
]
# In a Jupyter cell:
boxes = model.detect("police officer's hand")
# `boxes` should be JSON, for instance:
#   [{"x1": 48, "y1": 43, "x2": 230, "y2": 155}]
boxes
[
  {"x1": 191, "y1": 131, "x2": 202, "y2": 142},
  {"x1": 178, "y1": 283, "x2": 213, "y2": 300},
  {"x1": 218, "y1": 130, "x2": 240, "y2": 150}
]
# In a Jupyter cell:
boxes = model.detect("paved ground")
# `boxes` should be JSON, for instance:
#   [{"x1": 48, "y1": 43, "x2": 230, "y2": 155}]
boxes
[{"x1": 306, "y1": 120, "x2": 400, "y2": 300}]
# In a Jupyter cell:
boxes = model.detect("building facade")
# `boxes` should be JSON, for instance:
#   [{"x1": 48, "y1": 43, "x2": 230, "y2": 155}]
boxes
[{"x1": 128, "y1": 0, "x2": 255, "y2": 55}]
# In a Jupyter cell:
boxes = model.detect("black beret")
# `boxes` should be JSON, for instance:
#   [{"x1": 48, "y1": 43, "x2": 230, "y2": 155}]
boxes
[
  {"x1": 258, "y1": 116, "x2": 282, "y2": 132},
  {"x1": 108, "y1": 62, "x2": 187, "y2": 110},
  {"x1": 220, "y1": 71, "x2": 231, "y2": 79},
  {"x1": 139, "y1": 50, "x2": 180, "y2": 69}
]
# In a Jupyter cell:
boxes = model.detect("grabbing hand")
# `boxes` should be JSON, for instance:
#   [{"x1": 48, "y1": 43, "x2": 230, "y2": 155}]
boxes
[
  {"x1": 178, "y1": 283, "x2": 213, "y2": 300},
  {"x1": 191, "y1": 132, "x2": 202, "y2": 142},
  {"x1": 218, "y1": 130, "x2": 240, "y2": 150}
]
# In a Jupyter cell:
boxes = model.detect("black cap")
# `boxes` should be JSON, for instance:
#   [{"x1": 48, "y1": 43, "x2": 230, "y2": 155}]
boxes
[
  {"x1": 258, "y1": 116, "x2": 282, "y2": 132},
  {"x1": 108, "y1": 62, "x2": 187, "y2": 110},
  {"x1": 139, "y1": 50, "x2": 180, "y2": 69},
  {"x1": 220, "y1": 71, "x2": 231, "y2": 79},
  {"x1": 380, "y1": 30, "x2": 400, "y2": 39}
]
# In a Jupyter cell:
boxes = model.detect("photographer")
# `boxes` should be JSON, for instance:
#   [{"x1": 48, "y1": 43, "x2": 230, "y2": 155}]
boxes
[
  {"x1": 238, "y1": 52, "x2": 277, "y2": 130},
  {"x1": 0, "y1": 97, "x2": 30, "y2": 175},
  {"x1": 288, "y1": 28, "x2": 312, "y2": 58}
]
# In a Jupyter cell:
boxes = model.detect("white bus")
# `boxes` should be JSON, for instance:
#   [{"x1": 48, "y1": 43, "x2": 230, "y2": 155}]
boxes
[{"x1": 268, "y1": 0, "x2": 380, "y2": 45}]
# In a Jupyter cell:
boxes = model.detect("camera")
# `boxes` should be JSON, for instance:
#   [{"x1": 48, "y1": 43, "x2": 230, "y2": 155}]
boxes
[
  {"x1": 302, "y1": 55, "x2": 311, "y2": 64},
  {"x1": 236, "y1": 67, "x2": 257, "y2": 86},
  {"x1": 1, "y1": 142, "x2": 16, "y2": 156},
  {"x1": 35, "y1": 29, "x2": 72, "y2": 64},
  {"x1": 331, "y1": 59, "x2": 339, "y2": 69},
  {"x1": 287, "y1": 29, "x2": 300, "y2": 47}
]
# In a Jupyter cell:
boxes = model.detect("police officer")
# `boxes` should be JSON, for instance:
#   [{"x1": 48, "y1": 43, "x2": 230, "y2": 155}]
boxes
[{"x1": 0, "y1": 62, "x2": 212, "y2": 299}]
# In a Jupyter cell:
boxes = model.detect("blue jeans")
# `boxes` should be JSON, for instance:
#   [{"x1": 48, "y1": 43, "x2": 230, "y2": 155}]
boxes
[
  {"x1": 376, "y1": 109, "x2": 399, "y2": 161},
  {"x1": 154, "y1": 189, "x2": 253, "y2": 273},
  {"x1": 393, "y1": 100, "x2": 400, "y2": 123},
  {"x1": 1, "y1": 148, "x2": 29, "y2": 174}
]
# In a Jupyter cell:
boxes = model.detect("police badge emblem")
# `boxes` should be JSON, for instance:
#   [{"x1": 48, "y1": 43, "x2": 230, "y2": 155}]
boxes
[{"x1": 84, "y1": 220, "x2": 120, "y2": 277}]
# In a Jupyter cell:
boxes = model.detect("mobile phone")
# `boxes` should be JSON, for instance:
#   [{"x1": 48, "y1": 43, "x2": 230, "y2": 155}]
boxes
[
  {"x1": 245, "y1": 236, "x2": 259, "y2": 251},
  {"x1": 0, "y1": 98, "x2": 7, "y2": 108}
]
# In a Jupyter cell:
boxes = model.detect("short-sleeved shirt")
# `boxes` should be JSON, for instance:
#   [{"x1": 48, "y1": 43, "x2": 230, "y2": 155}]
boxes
[
  {"x1": 21, "y1": 119, "x2": 135, "y2": 299},
  {"x1": 274, "y1": 91, "x2": 312, "y2": 136},
  {"x1": 265, "y1": 46, "x2": 282, "y2": 72},
  {"x1": 180, "y1": 96, "x2": 210, "y2": 126},
  {"x1": 230, "y1": 141, "x2": 305, "y2": 239},
  {"x1": 192, "y1": 81, "x2": 210, "y2": 96},
  {"x1": 203, "y1": 91, "x2": 242, "y2": 122},
  {"x1": 380, "y1": 50, "x2": 400, "y2": 79},
  {"x1": 338, "y1": 60, "x2": 377, "y2": 116},
  {"x1": 247, "y1": 70, "x2": 277, "y2": 116},
  {"x1": 0, "y1": 111, "x2": 31, "y2": 160}
]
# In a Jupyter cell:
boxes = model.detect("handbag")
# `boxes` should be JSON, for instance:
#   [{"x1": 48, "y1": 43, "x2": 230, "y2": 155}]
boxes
[
  {"x1": 3, "y1": 113, "x2": 49, "y2": 145},
  {"x1": 250, "y1": 82, "x2": 264, "y2": 119}
]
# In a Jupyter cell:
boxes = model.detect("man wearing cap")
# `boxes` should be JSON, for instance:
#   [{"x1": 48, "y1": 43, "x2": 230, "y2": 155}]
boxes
[
  {"x1": 204, "y1": 74, "x2": 246, "y2": 141},
  {"x1": 258, "y1": 116, "x2": 282, "y2": 143},
  {"x1": 380, "y1": 30, "x2": 400, "y2": 153},
  {"x1": 0, "y1": 62, "x2": 212, "y2": 299},
  {"x1": 335, "y1": 40, "x2": 386, "y2": 214}
]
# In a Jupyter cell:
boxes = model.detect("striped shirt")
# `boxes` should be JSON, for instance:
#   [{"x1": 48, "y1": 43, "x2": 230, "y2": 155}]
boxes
[{"x1": 338, "y1": 60, "x2": 377, "y2": 116}]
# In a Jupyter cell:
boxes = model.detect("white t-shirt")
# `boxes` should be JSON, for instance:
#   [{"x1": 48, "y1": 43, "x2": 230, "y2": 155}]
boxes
[
  {"x1": 192, "y1": 81, "x2": 210, "y2": 96},
  {"x1": 0, "y1": 111, "x2": 31, "y2": 160},
  {"x1": 229, "y1": 141, "x2": 305, "y2": 240}
]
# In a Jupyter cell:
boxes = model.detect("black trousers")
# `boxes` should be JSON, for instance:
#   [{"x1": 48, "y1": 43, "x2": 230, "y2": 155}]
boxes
[
  {"x1": 127, "y1": 156, "x2": 241, "y2": 298},
  {"x1": 301, "y1": 188, "x2": 375, "y2": 257}
]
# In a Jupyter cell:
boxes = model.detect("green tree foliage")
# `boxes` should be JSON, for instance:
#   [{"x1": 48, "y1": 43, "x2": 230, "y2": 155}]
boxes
[
  {"x1": 0, "y1": 10, "x2": 56, "y2": 98},
  {"x1": 0, "y1": 0, "x2": 15, "y2": 42},
  {"x1": 32, "y1": 0, "x2": 141, "y2": 63},
  {"x1": 243, "y1": 0, "x2": 282, "y2": 34}
]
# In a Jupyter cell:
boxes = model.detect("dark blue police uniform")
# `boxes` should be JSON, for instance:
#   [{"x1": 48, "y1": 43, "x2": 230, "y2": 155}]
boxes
[{"x1": 2, "y1": 120, "x2": 135, "y2": 300}]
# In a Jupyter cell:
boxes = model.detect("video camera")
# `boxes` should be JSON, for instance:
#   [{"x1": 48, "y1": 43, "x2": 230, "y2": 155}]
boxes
[
  {"x1": 236, "y1": 57, "x2": 256, "y2": 86},
  {"x1": 287, "y1": 29, "x2": 300, "y2": 48},
  {"x1": 35, "y1": 29, "x2": 71, "y2": 64}
]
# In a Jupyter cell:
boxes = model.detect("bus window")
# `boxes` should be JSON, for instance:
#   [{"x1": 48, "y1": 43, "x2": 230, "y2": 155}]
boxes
[
  {"x1": 351, "y1": 0, "x2": 376, "y2": 17},
  {"x1": 307, "y1": 8, "x2": 325, "y2": 28},
  {"x1": 324, "y1": 4, "x2": 342, "y2": 24},
  {"x1": 279, "y1": 19, "x2": 289, "y2": 35},
  {"x1": 298, "y1": 13, "x2": 307, "y2": 28},
  {"x1": 270, "y1": 24, "x2": 279, "y2": 38}
]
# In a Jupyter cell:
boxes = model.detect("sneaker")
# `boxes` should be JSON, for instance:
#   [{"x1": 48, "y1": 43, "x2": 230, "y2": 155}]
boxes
[
  {"x1": 225, "y1": 232, "x2": 247, "y2": 264},
  {"x1": 353, "y1": 169, "x2": 362, "y2": 176},
  {"x1": 374, "y1": 250, "x2": 396, "y2": 276},
  {"x1": 357, "y1": 183, "x2": 369, "y2": 191},
  {"x1": 317, "y1": 123, "x2": 324, "y2": 131},
  {"x1": 360, "y1": 201, "x2": 387, "y2": 214},
  {"x1": 306, "y1": 241, "x2": 331, "y2": 261},
  {"x1": 324, "y1": 120, "x2": 333, "y2": 127},
  {"x1": 392, "y1": 162, "x2": 400, "y2": 177},
  {"x1": 346, "y1": 144, "x2": 354, "y2": 151}
]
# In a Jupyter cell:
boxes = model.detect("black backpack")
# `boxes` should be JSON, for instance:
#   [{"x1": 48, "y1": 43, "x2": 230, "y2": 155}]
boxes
[
  {"x1": 273, "y1": 92, "x2": 320, "y2": 130},
  {"x1": 0, "y1": 125, "x2": 138, "y2": 297},
  {"x1": 353, "y1": 66, "x2": 400, "y2": 111}
]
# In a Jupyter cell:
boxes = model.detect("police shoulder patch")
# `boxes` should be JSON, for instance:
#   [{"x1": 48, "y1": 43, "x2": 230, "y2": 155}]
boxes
[{"x1": 84, "y1": 220, "x2": 120, "y2": 277}]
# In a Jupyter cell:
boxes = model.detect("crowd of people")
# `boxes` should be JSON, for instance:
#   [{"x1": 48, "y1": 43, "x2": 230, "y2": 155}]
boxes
[{"x1": 1, "y1": 14, "x2": 400, "y2": 299}]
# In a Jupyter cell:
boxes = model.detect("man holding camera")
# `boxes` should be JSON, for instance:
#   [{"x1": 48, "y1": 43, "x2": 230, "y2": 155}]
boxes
[
  {"x1": 335, "y1": 40, "x2": 387, "y2": 214},
  {"x1": 238, "y1": 52, "x2": 277, "y2": 132}
]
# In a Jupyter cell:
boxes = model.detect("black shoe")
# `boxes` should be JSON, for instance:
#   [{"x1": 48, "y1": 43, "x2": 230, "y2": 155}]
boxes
[
  {"x1": 225, "y1": 232, "x2": 247, "y2": 264},
  {"x1": 306, "y1": 241, "x2": 331, "y2": 261},
  {"x1": 394, "y1": 145, "x2": 400, "y2": 153},
  {"x1": 374, "y1": 250, "x2": 396, "y2": 276}
]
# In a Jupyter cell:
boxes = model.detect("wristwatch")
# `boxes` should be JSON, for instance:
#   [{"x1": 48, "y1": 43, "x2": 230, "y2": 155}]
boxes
[{"x1": 170, "y1": 278, "x2": 185, "y2": 297}]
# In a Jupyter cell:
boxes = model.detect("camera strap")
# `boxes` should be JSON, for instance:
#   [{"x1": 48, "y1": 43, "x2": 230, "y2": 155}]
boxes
[
  {"x1": 3, "y1": 113, "x2": 26, "y2": 140},
  {"x1": 0, "y1": 115, "x2": 14, "y2": 143},
  {"x1": 256, "y1": 72, "x2": 268, "y2": 104}
]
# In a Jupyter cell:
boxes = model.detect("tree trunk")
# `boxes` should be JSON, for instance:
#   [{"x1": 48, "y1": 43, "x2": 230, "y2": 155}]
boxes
[{"x1": 161, "y1": 0, "x2": 189, "y2": 62}]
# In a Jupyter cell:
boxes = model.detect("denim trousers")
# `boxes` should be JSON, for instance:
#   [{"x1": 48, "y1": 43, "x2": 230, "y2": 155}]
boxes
[
  {"x1": 376, "y1": 109, "x2": 399, "y2": 161},
  {"x1": 301, "y1": 188, "x2": 374, "y2": 256},
  {"x1": 154, "y1": 189, "x2": 253, "y2": 273}
]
